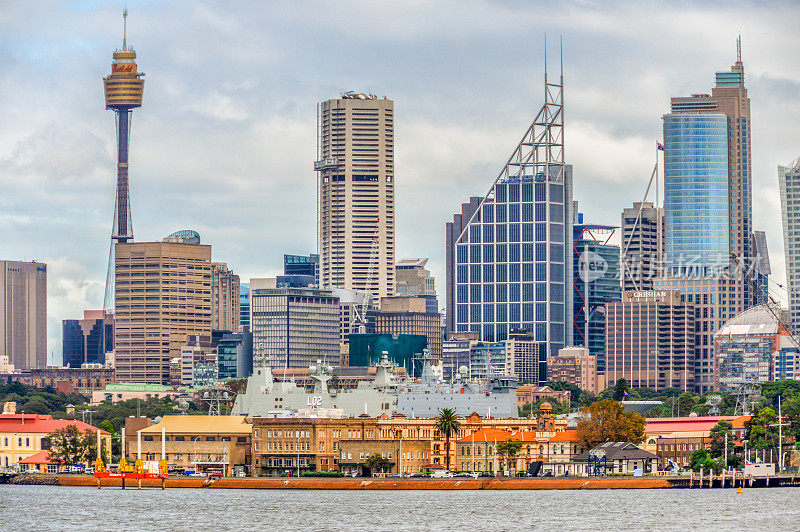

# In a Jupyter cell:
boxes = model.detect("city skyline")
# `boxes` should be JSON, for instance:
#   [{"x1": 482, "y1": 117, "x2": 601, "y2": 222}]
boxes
[{"x1": 0, "y1": 2, "x2": 798, "y2": 361}]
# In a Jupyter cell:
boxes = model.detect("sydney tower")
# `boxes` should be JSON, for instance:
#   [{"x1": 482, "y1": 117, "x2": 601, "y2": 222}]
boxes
[{"x1": 103, "y1": 10, "x2": 144, "y2": 311}]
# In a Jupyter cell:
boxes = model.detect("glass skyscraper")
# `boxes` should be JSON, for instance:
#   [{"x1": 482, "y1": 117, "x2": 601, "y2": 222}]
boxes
[{"x1": 779, "y1": 158, "x2": 800, "y2": 333}]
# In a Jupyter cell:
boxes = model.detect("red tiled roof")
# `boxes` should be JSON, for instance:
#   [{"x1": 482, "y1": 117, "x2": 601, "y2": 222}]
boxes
[
  {"x1": 19, "y1": 451, "x2": 58, "y2": 464},
  {"x1": 508, "y1": 430, "x2": 541, "y2": 442},
  {"x1": 549, "y1": 430, "x2": 579, "y2": 442},
  {"x1": 0, "y1": 414, "x2": 109, "y2": 435},
  {"x1": 456, "y1": 428, "x2": 514, "y2": 444}
]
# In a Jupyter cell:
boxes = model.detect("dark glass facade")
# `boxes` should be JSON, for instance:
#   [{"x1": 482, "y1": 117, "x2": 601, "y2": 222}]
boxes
[
  {"x1": 217, "y1": 331, "x2": 253, "y2": 379},
  {"x1": 61, "y1": 315, "x2": 113, "y2": 367}
]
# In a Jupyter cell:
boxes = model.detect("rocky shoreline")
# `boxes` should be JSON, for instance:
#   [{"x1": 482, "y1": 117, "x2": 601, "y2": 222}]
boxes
[{"x1": 6, "y1": 473, "x2": 60, "y2": 486}]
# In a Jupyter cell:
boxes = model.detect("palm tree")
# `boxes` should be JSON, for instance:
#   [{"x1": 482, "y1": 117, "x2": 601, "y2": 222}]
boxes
[{"x1": 434, "y1": 408, "x2": 461, "y2": 472}]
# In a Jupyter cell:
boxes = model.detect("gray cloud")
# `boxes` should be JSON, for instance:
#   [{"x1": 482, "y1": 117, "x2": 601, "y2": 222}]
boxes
[{"x1": 0, "y1": 1, "x2": 797, "y2": 359}]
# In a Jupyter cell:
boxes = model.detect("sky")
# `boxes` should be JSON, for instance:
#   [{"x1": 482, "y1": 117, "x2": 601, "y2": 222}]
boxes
[{"x1": 1, "y1": 1, "x2": 799, "y2": 364}]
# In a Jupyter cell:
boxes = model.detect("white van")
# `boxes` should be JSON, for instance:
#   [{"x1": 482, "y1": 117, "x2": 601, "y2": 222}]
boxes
[{"x1": 432, "y1": 470, "x2": 453, "y2": 478}]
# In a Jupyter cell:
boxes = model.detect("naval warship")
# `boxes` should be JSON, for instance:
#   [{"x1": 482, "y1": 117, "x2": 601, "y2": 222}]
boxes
[{"x1": 232, "y1": 353, "x2": 520, "y2": 419}]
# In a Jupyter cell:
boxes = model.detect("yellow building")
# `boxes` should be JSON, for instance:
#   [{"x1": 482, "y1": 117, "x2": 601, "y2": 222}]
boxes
[
  {"x1": 0, "y1": 406, "x2": 111, "y2": 471},
  {"x1": 134, "y1": 415, "x2": 251, "y2": 476}
]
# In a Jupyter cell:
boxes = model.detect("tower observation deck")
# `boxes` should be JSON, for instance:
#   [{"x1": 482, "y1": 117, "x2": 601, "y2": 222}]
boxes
[{"x1": 103, "y1": 10, "x2": 145, "y2": 312}]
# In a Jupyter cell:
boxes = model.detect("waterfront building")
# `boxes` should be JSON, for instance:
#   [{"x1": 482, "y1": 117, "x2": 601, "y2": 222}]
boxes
[
  {"x1": 211, "y1": 263, "x2": 240, "y2": 333},
  {"x1": 605, "y1": 290, "x2": 695, "y2": 391},
  {"x1": 621, "y1": 202, "x2": 664, "y2": 292},
  {"x1": 113, "y1": 237, "x2": 212, "y2": 384},
  {"x1": 504, "y1": 329, "x2": 545, "y2": 384},
  {"x1": 62, "y1": 310, "x2": 113, "y2": 368},
  {"x1": 239, "y1": 283, "x2": 250, "y2": 332},
  {"x1": 714, "y1": 304, "x2": 799, "y2": 392},
  {"x1": 645, "y1": 415, "x2": 749, "y2": 468},
  {"x1": 216, "y1": 331, "x2": 253, "y2": 379},
  {"x1": 0, "y1": 260, "x2": 47, "y2": 369},
  {"x1": 132, "y1": 416, "x2": 252, "y2": 477},
  {"x1": 0, "y1": 406, "x2": 110, "y2": 470},
  {"x1": 338, "y1": 439, "x2": 430, "y2": 477},
  {"x1": 250, "y1": 410, "x2": 566, "y2": 476},
  {"x1": 656, "y1": 42, "x2": 763, "y2": 392},
  {"x1": 572, "y1": 220, "x2": 620, "y2": 373},
  {"x1": 571, "y1": 442, "x2": 658, "y2": 475},
  {"x1": 250, "y1": 284, "x2": 339, "y2": 369},
  {"x1": 376, "y1": 296, "x2": 441, "y2": 357},
  {"x1": 543, "y1": 430, "x2": 587, "y2": 475},
  {"x1": 316, "y1": 93, "x2": 396, "y2": 302},
  {"x1": 546, "y1": 346, "x2": 601, "y2": 394},
  {"x1": 779, "y1": 156, "x2": 800, "y2": 334},
  {"x1": 396, "y1": 258, "x2": 438, "y2": 314}
]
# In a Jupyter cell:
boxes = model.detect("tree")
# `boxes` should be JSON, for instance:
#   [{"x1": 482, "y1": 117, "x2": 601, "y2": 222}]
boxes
[
  {"x1": 496, "y1": 440, "x2": 523, "y2": 474},
  {"x1": 364, "y1": 454, "x2": 393, "y2": 476},
  {"x1": 434, "y1": 408, "x2": 461, "y2": 472},
  {"x1": 603, "y1": 378, "x2": 630, "y2": 402},
  {"x1": 48, "y1": 425, "x2": 97, "y2": 467},
  {"x1": 576, "y1": 399, "x2": 646, "y2": 448},
  {"x1": 745, "y1": 407, "x2": 779, "y2": 452},
  {"x1": 688, "y1": 449, "x2": 724, "y2": 473},
  {"x1": 519, "y1": 398, "x2": 569, "y2": 417},
  {"x1": 708, "y1": 420, "x2": 734, "y2": 459},
  {"x1": 676, "y1": 392, "x2": 696, "y2": 417}
]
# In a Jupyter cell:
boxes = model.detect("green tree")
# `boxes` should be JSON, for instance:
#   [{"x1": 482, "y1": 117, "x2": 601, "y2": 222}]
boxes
[
  {"x1": 48, "y1": 425, "x2": 97, "y2": 467},
  {"x1": 519, "y1": 398, "x2": 569, "y2": 417},
  {"x1": 708, "y1": 420, "x2": 734, "y2": 459},
  {"x1": 434, "y1": 408, "x2": 462, "y2": 472},
  {"x1": 676, "y1": 392, "x2": 696, "y2": 417},
  {"x1": 604, "y1": 378, "x2": 630, "y2": 401},
  {"x1": 745, "y1": 407, "x2": 779, "y2": 452},
  {"x1": 576, "y1": 399, "x2": 646, "y2": 448},
  {"x1": 496, "y1": 440, "x2": 523, "y2": 474},
  {"x1": 364, "y1": 453, "x2": 393, "y2": 476}
]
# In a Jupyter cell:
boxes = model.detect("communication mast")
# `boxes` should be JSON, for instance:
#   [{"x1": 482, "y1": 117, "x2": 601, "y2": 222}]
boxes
[{"x1": 102, "y1": 9, "x2": 145, "y2": 312}]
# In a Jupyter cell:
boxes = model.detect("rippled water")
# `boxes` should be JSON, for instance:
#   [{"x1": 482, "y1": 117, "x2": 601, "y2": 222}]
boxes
[{"x1": 2, "y1": 484, "x2": 798, "y2": 531}]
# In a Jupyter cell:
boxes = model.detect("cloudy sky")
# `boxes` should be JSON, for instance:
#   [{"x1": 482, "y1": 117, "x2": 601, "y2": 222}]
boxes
[{"x1": 1, "y1": 1, "x2": 798, "y2": 363}]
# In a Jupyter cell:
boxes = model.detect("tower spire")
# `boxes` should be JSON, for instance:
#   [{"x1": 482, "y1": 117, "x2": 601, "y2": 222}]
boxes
[
  {"x1": 123, "y1": 8, "x2": 128, "y2": 51},
  {"x1": 736, "y1": 34, "x2": 741, "y2": 63}
]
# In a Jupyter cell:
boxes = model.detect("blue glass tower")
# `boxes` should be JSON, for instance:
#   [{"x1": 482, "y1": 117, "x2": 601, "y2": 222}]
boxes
[{"x1": 447, "y1": 58, "x2": 570, "y2": 383}]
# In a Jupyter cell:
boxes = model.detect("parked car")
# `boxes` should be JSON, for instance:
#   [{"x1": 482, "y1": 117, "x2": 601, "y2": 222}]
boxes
[
  {"x1": 478, "y1": 472, "x2": 494, "y2": 478},
  {"x1": 188, "y1": 472, "x2": 207, "y2": 477},
  {"x1": 454, "y1": 472, "x2": 472, "y2": 478},
  {"x1": 432, "y1": 470, "x2": 454, "y2": 478},
  {"x1": 67, "y1": 465, "x2": 85, "y2": 474},
  {"x1": 410, "y1": 472, "x2": 428, "y2": 478}
]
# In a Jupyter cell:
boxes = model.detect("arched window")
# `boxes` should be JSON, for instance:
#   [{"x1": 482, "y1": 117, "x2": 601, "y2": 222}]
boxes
[
  {"x1": 560, "y1": 444, "x2": 565, "y2": 454},
  {"x1": 539, "y1": 445, "x2": 544, "y2": 454}
]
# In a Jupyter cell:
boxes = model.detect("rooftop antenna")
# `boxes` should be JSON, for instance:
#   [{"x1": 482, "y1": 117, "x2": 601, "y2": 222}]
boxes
[
  {"x1": 736, "y1": 34, "x2": 741, "y2": 63},
  {"x1": 122, "y1": 7, "x2": 128, "y2": 51}
]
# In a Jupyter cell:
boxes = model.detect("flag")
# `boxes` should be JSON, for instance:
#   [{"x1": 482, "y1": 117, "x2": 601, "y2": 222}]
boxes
[
  {"x1": 657, "y1": 142, "x2": 665, "y2": 151},
  {"x1": 623, "y1": 390, "x2": 630, "y2": 398}
]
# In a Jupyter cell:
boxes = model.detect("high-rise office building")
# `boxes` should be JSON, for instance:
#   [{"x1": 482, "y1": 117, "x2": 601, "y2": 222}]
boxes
[
  {"x1": 655, "y1": 40, "x2": 758, "y2": 392},
  {"x1": 606, "y1": 290, "x2": 695, "y2": 391},
  {"x1": 779, "y1": 157, "x2": 800, "y2": 333},
  {"x1": 446, "y1": 65, "x2": 572, "y2": 375},
  {"x1": 0, "y1": 261, "x2": 47, "y2": 369},
  {"x1": 250, "y1": 286, "x2": 339, "y2": 369},
  {"x1": 216, "y1": 331, "x2": 253, "y2": 380},
  {"x1": 211, "y1": 262, "x2": 240, "y2": 332},
  {"x1": 113, "y1": 236, "x2": 212, "y2": 384},
  {"x1": 621, "y1": 202, "x2": 664, "y2": 292},
  {"x1": 331, "y1": 288, "x2": 376, "y2": 344},
  {"x1": 504, "y1": 329, "x2": 545, "y2": 384},
  {"x1": 445, "y1": 197, "x2": 482, "y2": 337},
  {"x1": 62, "y1": 310, "x2": 113, "y2": 368},
  {"x1": 239, "y1": 283, "x2": 250, "y2": 332},
  {"x1": 284, "y1": 254, "x2": 319, "y2": 277},
  {"x1": 315, "y1": 93, "x2": 395, "y2": 303},
  {"x1": 573, "y1": 220, "x2": 620, "y2": 373},
  {"x1": 396, "y1": 258, "x2": 438, "y2": 314}
]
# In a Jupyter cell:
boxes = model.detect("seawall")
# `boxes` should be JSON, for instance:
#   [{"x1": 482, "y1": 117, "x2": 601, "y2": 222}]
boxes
[{"x1": 57, "y1": 476, "x2": 673, "y2": 490}]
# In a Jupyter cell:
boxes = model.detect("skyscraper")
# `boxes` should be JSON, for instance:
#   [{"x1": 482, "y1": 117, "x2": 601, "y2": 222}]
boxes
[
  {"x1": 779, "y1": 157, "x2": 800, "y2": 333},
  {"x1": 315, "y1": 93, "x2": 395, "y2": 303},
  {"x1": 655, "y1": 39, "x2": 757, "y2": 392},
  {"x1": 0, "y1": 261, "x2": 47, "y2": 369},
  {"x1": 103, "y1": 10, "x2": 144, "y2": 311},
  {"x1": 620, "y1": 202, "x2": 664, "y2": 292},
  {"x1": 113, "y1": 234, "x2": 212, "y2": 384},
  {"x1": 396, "y1": 258, "x2": 438, "y2": 314},
  {"x1": 62, "y1": 310, "x2": 113, "y2": 368},
  {"x1": 573, "y1": 220, "x2": 620, "y2": 374},
  {"x1": 211, "y1": 262, "x2": 240, "y2": 332},
  {"x1": 447, "y1": 60, "x2": 572, "y2": 382}
]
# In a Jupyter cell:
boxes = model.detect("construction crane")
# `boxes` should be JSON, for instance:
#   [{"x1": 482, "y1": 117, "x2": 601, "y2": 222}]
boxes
[{"x1": 352, "y1": 219, "x2": 381, "y2": 334}]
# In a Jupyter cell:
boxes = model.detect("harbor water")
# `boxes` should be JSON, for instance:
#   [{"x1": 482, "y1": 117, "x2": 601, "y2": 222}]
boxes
[{"x1": 2, "y1": 484, "x2": 798, "y2": 530}]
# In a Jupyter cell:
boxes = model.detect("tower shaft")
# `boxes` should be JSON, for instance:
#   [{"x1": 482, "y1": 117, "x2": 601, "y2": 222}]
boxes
[{"x1": 114, "y1": 109, "x2": 132, "y2": 242}]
